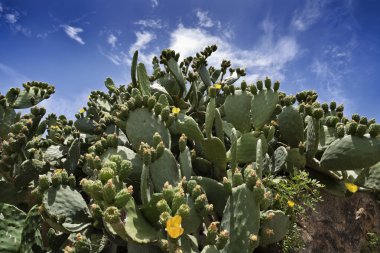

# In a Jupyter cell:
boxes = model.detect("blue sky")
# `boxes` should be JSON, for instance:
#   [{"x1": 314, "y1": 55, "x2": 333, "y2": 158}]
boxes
[{"x1": 0, "y1": 0, "x2": 379, "y2": 120}]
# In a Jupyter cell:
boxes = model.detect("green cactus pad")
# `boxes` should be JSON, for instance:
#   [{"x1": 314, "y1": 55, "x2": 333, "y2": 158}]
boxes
[
  {"x1": 205, "y1": 97, "x2": 216, "y2": 138},
  {"x1": 44, "y1": 144, "x2": 67, "y2": 163},
  {"x1": 223, "y1": 90, "x2": 253, "y2": 133},
  {"x1": 0, "y1": 203, "x2": 27, "y2": 253},
  {"x1": 173, "y1": 113, "x2": 204, "y2": 143},
  {"x1": 0, "y1": 106, "x2": 17, "y2": 138},
  {"x1": 167, "y1": 58, "x2": 186, "y2": 95},
  {"x1": 221, "y1": 184, "x2": 261, "y2": 253},
  {"x1": 111, "y1": 198, "x2": 159, "y2": 243},
  {"x1": 193, "y1": 176, "x2": 228, "y2": 218},
  {"x1": 180, "y1": 146, "x2": 193, "y2": 180},
  {"x1": 214, "y1": 108, "x2": 224, "y2": 142},
  {"x1": 137, "y1": 63, "x2": 152, "y2": 97},
  {"x1": 0, "y1": 181, "x2": 26, "y2": 205},
  {"x1": 259, "y1": 210, "x2": 290, "y2": 247},
  {"x1": 319, "y1": 125, "x2": 338, "y2": 150},
  {"x1": 124, "y1": 108, "x2": 171, "y2": 150},
  {"x1": 199, "y1": 64, "x2": 212, "y2": 87},
  {"x1": 20, "y1": 205, "x2": 43, "y2": 253},
  {"x1": 201, "y1": 245, "x2": 219, "y2": 253},
  {"x1": 150, "y1": 148, "x2": 180, "y2": 192},
  {"x1": 362, "y1": 162, "x2": 380, "y2": 191},
  {"x1": 320, "y1": 135, "x2": 380, "y2": 170},
  {"x1": 127, "y1": 242, "x2": 164, "y2": 253},
  {"x1": 287, "y1": 148, "x2": 306, "y2": 169},
  {"x1": 203, "y1": 137, "x2": 227, "y2": 180},
  {"x1": 273, "y1": 146, "x2": 288, "y2": 173},
  {"x1": 15, "y1": 159, "x2": 49, "y2": 187},
  {"x1": 277, "y1": 105, "x2": 304, "y2": 147},
  {"x1": 180, "y1": 234, "x2": 200, "y2": 253},
  {"x1": 305, "y1": 116, "x2": 319, "y2": 160},
  {"x1": 75, "y1": 117, "x2": 98, "y2": 135},
  {"x1": 11, "y1": 88, "x2": 47, "y2": 109},
  {"x1": 42, "y1": 185, "x2": 92, "y2": 233},
  {"x1": 250, "y1": 88, "x2": 279, "y2": 130},
  {"x1": 227, "y1": 132, "x2": 268, "y2": 164},
  {"x1": 64, "y1": 138, "x2": 81, "y2": 173}
]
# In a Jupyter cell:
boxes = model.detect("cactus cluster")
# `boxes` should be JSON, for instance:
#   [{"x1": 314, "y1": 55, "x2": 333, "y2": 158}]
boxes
[{"x1": 0, "y1": 45, "x2": 379, "y2": 252}]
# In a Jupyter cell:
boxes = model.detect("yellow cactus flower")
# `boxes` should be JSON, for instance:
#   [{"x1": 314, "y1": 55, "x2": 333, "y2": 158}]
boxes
[
  {"x1": 79, "y1": 108, "x2": 85, "y2": 114},
  {"x1": 54, "y1": 168, "x2": 63, "y2": 174},
  {"x1": 172, "y1": 107, "x2": 181, "y2": 115},
  {"x1": 165, "y1": 215, "x2": 184, "y2": 239},
  {"x1": 287, "y1": 200, "x2": 295, "y2": 208},
  {"x1": 345, "y1": 182, "x2": 358, "y2": 193},
  {"x1": 214, "y1": 83, "x2": 222, "y2": 90}
]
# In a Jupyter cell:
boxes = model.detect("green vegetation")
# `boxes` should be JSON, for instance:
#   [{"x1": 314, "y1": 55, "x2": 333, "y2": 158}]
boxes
[{"x1": 0, "y1": 45, "x2": 379, "y2": 252}]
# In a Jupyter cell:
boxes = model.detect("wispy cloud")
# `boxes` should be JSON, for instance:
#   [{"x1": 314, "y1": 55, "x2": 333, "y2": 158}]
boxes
[
  {"x1": 169, "y1": 22, "x2": 299, "y2": 82},
  {"x1": 62, "y1": 25, "x2": 85, "y2": 45},
  {"x1": 151, "y1": 0, "x2": 158, "y2": 8},
  {"x1": 107, "y1": 34, "x2": 118, "y2": 48},
  {"x1": 134, "y1": 19, "x2": 165, "y2": 29},
  {"x1": 196, "y1": 9, "x2": 215, "y2": 28},
  {"x1": 0, "y1": 3, "x2": 3, "y2": 13},
  {"x1": 5, "y1": 13, "x2": 18, "y2": 24},
  {"x1": 291, "y1": 0, "x2": 325, "y2": 31},
  {"x1": 129, "y1": 31, "x2": 156, "y2": 55}
]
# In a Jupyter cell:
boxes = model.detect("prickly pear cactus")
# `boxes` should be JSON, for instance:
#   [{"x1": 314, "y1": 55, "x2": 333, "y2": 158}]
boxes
[{"x1": 0, "y1": 44, "x2": 378, "y2": 252}]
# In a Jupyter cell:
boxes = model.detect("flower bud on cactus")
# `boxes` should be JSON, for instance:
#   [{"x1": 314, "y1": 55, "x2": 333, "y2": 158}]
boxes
[
  {"x1": 99, "y1": 167, "x2": 115, "y2": 184},
  {"x1": 114, "y1": 186, "x2": 133, "y2": 208},
  {"x1": 352, "y1": 114, "x2": 360, "y2": 123},
  {"x1": 330, "y1": 101, "x2": 337, "y2": 111},
  {"x1": 346, "y1": 121, "x2": 358, "y2": 135},
  {"x1": 104, "y1": 206, "x2": 120, "y2": 224},
  {"x1": 103, "y1": 179, "x2": 117, "y2": 204},
  {"x1": 336, "y1": 125, "x2": 345, "y2": 138},
  {"x1": 273, "y1": 81, "x2": 280, "y2": 91},
  {"x1": 232, "y1": 169, "x2": 244, "y2": 187},
  {"x1": 157, "y1": 199, "x2": 172, "y2": 213},
  {"x1": 256, "y1": 80, "x2": 263, "y2": 90},
  {"x1": 209, "y1": 87, "x2": 217, "y2": 98},
  {"x1": 73, "y1": 234, "x2": 92, "y2": 253},
  {"x1": 176, "y1": 204, "x2": 190, "y2": 218},
  {"x1": 160, "y1": 212, "x2": 171, "y2": 225},
  {"x1": 206, "y1": 222, "x2": 219, "y2": 244},
  {"x1": 163, "y1": 182, "x2": 175, "y2": 203},
  {"x1": 356, "y1": 124, "x2": 367, "y2": 137},
  {"x1": 39, "y1": 175, "x2": 50, "y2": 191},
  {"x1": 369, "y1": 124, "x2": 380, "y2": 137},
  {"x1": 250, "y1": 84, "x2": 257, "y2": 95},
  {"x1": 216, "y1": 230, "x2": 229, "y2": 249},
  {"x1": 154, "y1": 102, "x2": 163, "y2": 116},
  {"x1": 161, "y1": 107, "x2": 170, "y2": 122},
  {"x1": 90, "y1": 204, "x2": 103, "y2": 220},
  {"x1": 241, "y1": 80, "x2": 248, "y2": 91},
  {"x1": 179, "y1": 134, "x2": 187, "y2": 152}
]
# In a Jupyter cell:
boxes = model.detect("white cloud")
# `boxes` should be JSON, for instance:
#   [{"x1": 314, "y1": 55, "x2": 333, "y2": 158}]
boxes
[
  {"x1": 291, "y1": 0, "x2": 325, "y2": 31},
  {"x1": 62, "y1": 25, "x2": 85, "y2": 45},
  {"x1": 129, "y1": 31, "x2": 156, "y2": 56},
  {"x1": 0, "y1": 3, "x2": 3, "y2": 13},
  {"x1": 196, "y1": 10, "x2": 214, "y2": 28},
  {"x1": 5, "y1": 13, "x2": 18, "y2": 24},
  {"x1": 134, "y1": 19, "x2": 164, "y2": 29},
  {"x1": 169, "y1": 23, "x2": 299, "y2": 81},
  {"x1": 151, "y1": 0, "x2": 158, "y2": 8},
  {"x1": 107, "y1": 34, "x2": 118, "y2": 47}
]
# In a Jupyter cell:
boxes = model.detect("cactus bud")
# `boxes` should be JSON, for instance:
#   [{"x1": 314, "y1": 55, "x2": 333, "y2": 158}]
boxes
[
  {"x1": 250, "y1": 84, "x2": 257, "y2": 95},
  {"x1": 232, "y1": 169, "x2": 244, "y2": 187},
  {"x1": 90, "y1": 204, "x2": 103, "y2": 220},
  {"x1": 147, "y1": 96, "x2": 156, "y2": 110},
  {"x1": 352, "y1": 114, "x2": 360, "y2": 123},
  {"x1": 103, "y1": 179, "x2": 116, "y2": 204},
  {"x1": 346, "y1": 121, "x2": 358, "y2": 135},
  {"x1": 209, "y1": 87, "x2": 217, "y2": 98},
  {"x1": 103, "y1": 206, "x2": 120, "y2": 224},
  {"x1": 336, "y1": 125, "x2": 345, "y2": 138},
  {"x1": 228, "y1": 85, "x2": 235, "y2": 95},
  {"x1": 161, "y1": 107, "x2": 170, "y2": 122},
  {"x1": 176, "y1": 204, "x2": 190, "y2": 218},
  {"x1": 179, "y1": 134, "x2": 187, "y2": 152},
  {"x1": 162, "y1": 182, "x2": 175, "y2": 203},
  {"x1": 39, "y1": 175, "x2": 50, "y2": 191},
  {"x1": 206, "y1": 222, "x2": 219, "y2": 244},
  {"x1": 264, "y1": 77, "x2": 271, "y2": 89},
  {"x1": 159, "y1": 211, "x2": 171, "y2": 225},
  {"x1": 312, "y1": 108, "x2": 324, "y2": 119},
  {"x1": 114, "y1": 186, "x2": 133, "y2": 208},
  {"x1": 241, "y1": 80, "x2": 247, "y2": 91},
  {"x1": 119, "y1": 160, "x2": 132, "y2": 182},
  {"x1": 99, "y1": 167, "x2": 115, "y2": 184},
  {"x1": 256, "y1": 80, "x2": 263, "y2": 90},
  {"x1": 356, "y1": 124, "x2": 367, "y2": 137},
  {"x1": 157, "y1": 199, "x2": 172, "y2": 213},
  {"x1": 216, "y1": 230, "x2": 229, "y2": 250},
  {"x1": 369, "y1": 124, "x2": 380, "y2": 138},
  {"x1": 359, "y1": 117, "x2": 368, "y2": 125},
  {"x1": 154, "y1": 103, "x2": 163, "y2": 116}
]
